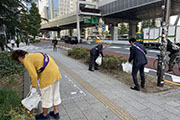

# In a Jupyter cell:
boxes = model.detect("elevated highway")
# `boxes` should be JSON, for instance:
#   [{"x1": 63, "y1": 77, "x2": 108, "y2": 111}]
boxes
[
  {"x1": 99, "y1": 0, "x2": 180, "y2": 23},
  {"x1": 41, "y1": 0, "x2": 180, "y2": 38}
]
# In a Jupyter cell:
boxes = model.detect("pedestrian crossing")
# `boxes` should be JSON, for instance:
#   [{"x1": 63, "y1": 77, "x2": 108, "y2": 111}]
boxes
[
  {"x1": 12, "y1": 45, "x2": 51, "y2": 51},
  {"x1": 109, "y1": 45, "x2": 160, "y2": 54},
  {"x1": 13, "y1": 45, "x2": 42, "y2": 51}
]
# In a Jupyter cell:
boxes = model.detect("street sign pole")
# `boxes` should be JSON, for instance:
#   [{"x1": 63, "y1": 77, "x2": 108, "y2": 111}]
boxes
[{"x1": 157, "y1": 0, "x2": 171, "y2": 87}]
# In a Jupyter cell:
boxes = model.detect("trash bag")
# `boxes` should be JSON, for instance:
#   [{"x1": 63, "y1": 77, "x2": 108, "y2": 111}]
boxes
[
  {"x1": 95, "y1": 56, "x2": 102, "y2": 65},
  {"x1": 21, "y1": 91, "x2": 41, "y2": 111},
  {"x1": 122, "y1": 62, "x2": 132, "y2": 73}
]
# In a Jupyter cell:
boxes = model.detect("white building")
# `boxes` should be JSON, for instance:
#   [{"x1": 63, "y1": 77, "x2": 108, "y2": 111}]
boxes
[{"x1": 59, "y1": 0, "x2": 75, "y2": 16}]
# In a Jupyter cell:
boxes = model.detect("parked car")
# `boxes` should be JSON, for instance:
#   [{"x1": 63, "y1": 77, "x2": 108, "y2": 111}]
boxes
[
  {"x1": 87, "y1": 35, "x2": 101, "y2": 43},
  {"x1": 61, "y1": 36, "x2": 71, "y2": 43},
  {"x1": 70, "y1": 36, "x2": 78, "y2": 44},
  {"x1": 61, "y1": 36, "x2": 78, "y2": 44}
]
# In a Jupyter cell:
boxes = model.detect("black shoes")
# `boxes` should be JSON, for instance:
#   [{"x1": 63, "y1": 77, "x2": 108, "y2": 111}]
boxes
[
  {"x1": 141, "y1": 84, "x2": 145, "y2": 88},
  {"x1": 35, "y1": 113, "x2": 50, "y2": 120},
  {"x1": 130, "y1": 86, "x2": 140, "y2": 91},
  {"x1": 49, "y1": 111, "x2": 60, "y2": 119},
  {"x1": 88, "y1": 69, "x2": 94, "y2": 72},
  {"x1": 94, "y1": 68, "x2": 99, "y2": 70}
]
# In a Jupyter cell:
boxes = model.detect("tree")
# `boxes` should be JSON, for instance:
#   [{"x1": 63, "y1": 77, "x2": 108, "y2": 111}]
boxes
[
  {"x1": 27, "y1": 2, "x2": 41, "y2": 41},
  {"x1": 118, "y1": 23, "x2": 128, "y2": 35},
  {"x1": 141, "y1": 19, "x2": 156, "y2": 32},
  {"x1": 0, "y1": 0, "x2": 31, "y2": 50}
]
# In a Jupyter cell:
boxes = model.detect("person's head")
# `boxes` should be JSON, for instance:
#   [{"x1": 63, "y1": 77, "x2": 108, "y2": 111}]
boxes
[
  {"x1": 11, "y1": 50, "x2": 28, "y2": 64},
  {"x1": 129, "y1": 37, "x2": 136, "y2": 46},
  {"x1": 97, "y1": 43, "x2": 107, "y2": 50}
]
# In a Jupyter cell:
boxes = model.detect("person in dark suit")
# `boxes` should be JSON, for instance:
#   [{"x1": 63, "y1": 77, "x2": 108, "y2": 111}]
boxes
[
  {"x1": 128, "y1": 38, "x2": 147, "y2": 91},
  {"x1": 89, "y1": 43, "x2": 106, "y2": 72}
]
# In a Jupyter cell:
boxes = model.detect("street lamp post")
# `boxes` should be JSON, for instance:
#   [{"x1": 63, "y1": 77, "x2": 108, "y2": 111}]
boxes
[{"x1": 157, "y1": 0, "x2": 171, "y2": 87}]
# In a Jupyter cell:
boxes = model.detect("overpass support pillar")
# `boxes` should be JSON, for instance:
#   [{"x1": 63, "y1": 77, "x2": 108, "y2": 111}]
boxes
[
  {"x1": 110, "y1": 23, "x2": 118, "y2": 41},
  {"x1": 69, "y1": 29, "x2": 73, "y2": 36},
  {"x1": 57, "y1": 30, "x2": 61, "y2": 38},
  {"x1": 129, "y1": 22, "x2": 137, "y2": 38}
]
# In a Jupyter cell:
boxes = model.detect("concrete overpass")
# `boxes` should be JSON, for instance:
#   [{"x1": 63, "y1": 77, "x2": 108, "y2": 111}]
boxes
[
  {"x1": 99, "y1": 0, "x2": 180, "y2": 22},
  {"x1": 41, "y1": 12, "x2": 95, "y2": 31},
  {"x1": 40, "y1": 0, "x2": 180, "y2": 39}
]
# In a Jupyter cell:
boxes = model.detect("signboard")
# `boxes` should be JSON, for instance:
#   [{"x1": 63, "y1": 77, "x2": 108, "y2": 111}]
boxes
[
  {"x1": 91, "y1": 17, "x2": 98, "y2": 24},
  {"x1": 83, "y1": 18, "x2": 91, "y2": 24},
  {"x1": 83, "y1": 17, "x2": 98, "y2": 24}
]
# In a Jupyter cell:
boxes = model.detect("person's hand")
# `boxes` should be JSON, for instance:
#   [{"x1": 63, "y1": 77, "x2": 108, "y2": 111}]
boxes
[{"x1": 30, "y1": 88, "x2": 37, "y2": 96}]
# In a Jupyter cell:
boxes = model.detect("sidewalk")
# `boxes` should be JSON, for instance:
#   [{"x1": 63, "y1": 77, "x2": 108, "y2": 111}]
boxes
[{"x1": 41, "y1": 48, "x2": 180, "y2": 120}]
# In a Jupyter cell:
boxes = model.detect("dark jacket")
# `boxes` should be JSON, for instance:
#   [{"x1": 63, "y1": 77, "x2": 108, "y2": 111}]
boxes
[
  {"x1": 52, "y1": 40, "x2": 58, "y2": 45},
  {"x1": 167, "y1": 39, "x2": 179, "y2": 54},
  {"x1": 90, "y1": 44, "x2": 104, "y2": 57},
  {"x1": 129, "y1": 43, "x2": 147, "y2": 67}
]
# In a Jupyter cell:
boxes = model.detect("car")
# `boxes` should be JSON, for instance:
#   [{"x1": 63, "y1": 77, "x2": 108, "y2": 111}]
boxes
[
  {"x1": 61, "y1": 36, "x2": 71, "y2": 43},
  {"x1": 70, "y1": 36, "x2": 78, "y2": 44},
  {"x1": 87, "y1": 35, "x2": 101, "y2": 43}
]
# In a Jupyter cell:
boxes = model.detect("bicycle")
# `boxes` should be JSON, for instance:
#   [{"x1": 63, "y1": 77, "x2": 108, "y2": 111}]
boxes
[
  {"x1": 53, "y1": 43, "x2": 57, "y2": 52},
  {"x1": 173, "y1": 55, "x2": 180, "y2": 75},
  {"x1": 153, "y1": 53, "x2": 180, "y2": 75}
]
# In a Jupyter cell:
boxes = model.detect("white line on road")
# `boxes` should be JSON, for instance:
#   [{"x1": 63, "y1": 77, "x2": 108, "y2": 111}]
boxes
[
  {"x1": 148, "y1": 50, "x2": 160, "y2": 53},
  {"x1": 108, "y1": 46, "x2": 122, "y2": 49}
]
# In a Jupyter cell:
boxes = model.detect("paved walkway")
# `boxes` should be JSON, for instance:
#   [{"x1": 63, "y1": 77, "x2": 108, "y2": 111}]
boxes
[
  {"x1": 39, "y1": 47, "x2": 180, "y2": 120},
  {"x1": 17, "y1": 43, "x2": 180, "y2": 120}
]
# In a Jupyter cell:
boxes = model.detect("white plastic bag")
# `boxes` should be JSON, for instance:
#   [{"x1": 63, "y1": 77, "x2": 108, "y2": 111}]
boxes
[
  {"x1": 21, "y1": 91, "x2": 41, "y2": 111},
  {"x1": 95, "y1": 56, "x2": 102, "y2": 65},
  {"x1": 122, "y1": 62, "x2": 132, "y2": 73}
]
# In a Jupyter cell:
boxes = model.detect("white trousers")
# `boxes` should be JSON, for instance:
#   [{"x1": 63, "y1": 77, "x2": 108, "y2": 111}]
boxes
[{"x1": 40, "y1": 80, "x2": 61, "y2": 108}]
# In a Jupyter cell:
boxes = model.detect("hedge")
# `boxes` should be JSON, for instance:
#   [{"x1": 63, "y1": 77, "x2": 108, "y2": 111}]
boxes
[{"x1": 67, "y1": 47, "x2": 127, "y2": 71}]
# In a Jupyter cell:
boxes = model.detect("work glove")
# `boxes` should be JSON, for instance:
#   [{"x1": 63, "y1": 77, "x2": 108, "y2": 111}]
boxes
[{"x1": 30, "y1": 88, "x2": 37, "y2": 96}]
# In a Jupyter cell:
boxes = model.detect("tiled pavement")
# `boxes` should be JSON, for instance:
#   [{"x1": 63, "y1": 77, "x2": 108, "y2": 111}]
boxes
[
  {"x1": 20, "y1": 44, "x2": 180, "y2": 120},
  {"x1": 42, "y1": 48, "x2": 180, "y2": 120}
]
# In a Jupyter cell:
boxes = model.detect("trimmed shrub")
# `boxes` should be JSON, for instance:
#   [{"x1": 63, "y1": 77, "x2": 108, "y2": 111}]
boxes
[
  {"x1": 101, "y1": 55, "x2": 127, "y2": 70},
  {"x1": 68, "y1": 47, "x2": 89, "y2": 59},
  {"x1": 0, "y1": 52, "x2": 23, "y2": 78},
  {"x1": 67, "y1": 47, "x2": 127, "y2": 71}
]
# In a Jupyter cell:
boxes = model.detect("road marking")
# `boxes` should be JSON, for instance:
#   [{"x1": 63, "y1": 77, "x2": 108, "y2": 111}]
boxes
[
  {"x1": 55, "y1": 59, "x2": 135, "y2": 120},
  {"x1": 61, "y1": 74, "x2": 86, "y2": 101},
  {"x1": 64, "y1": 75, "x2": 86, "y2": 96},
  {"x1": 148, "y1": 50, "x2": 160, "y2": 53},
  {"x1": 108, "y1": 46, "x2": 122, "y2": 49},
  {"x1": 71, "y1": 92, "x2": 77, "y2": 95}
]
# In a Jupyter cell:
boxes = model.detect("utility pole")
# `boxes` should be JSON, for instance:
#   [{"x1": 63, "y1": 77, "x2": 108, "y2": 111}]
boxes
[{"x1": 157, "y1": 0, "x2": 171, "y2": 87}]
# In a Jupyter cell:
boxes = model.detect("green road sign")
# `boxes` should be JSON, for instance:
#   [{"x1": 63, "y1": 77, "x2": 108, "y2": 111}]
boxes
[
  {"x1": 83, "y1": 17, "x2": 99, "y2": 24},
  {"x1": 91, "y1": 17, "x2": 98, "y2": 24},
  {"x1": 83, "y1": 18, "x2": 91, "y2": 24}
]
